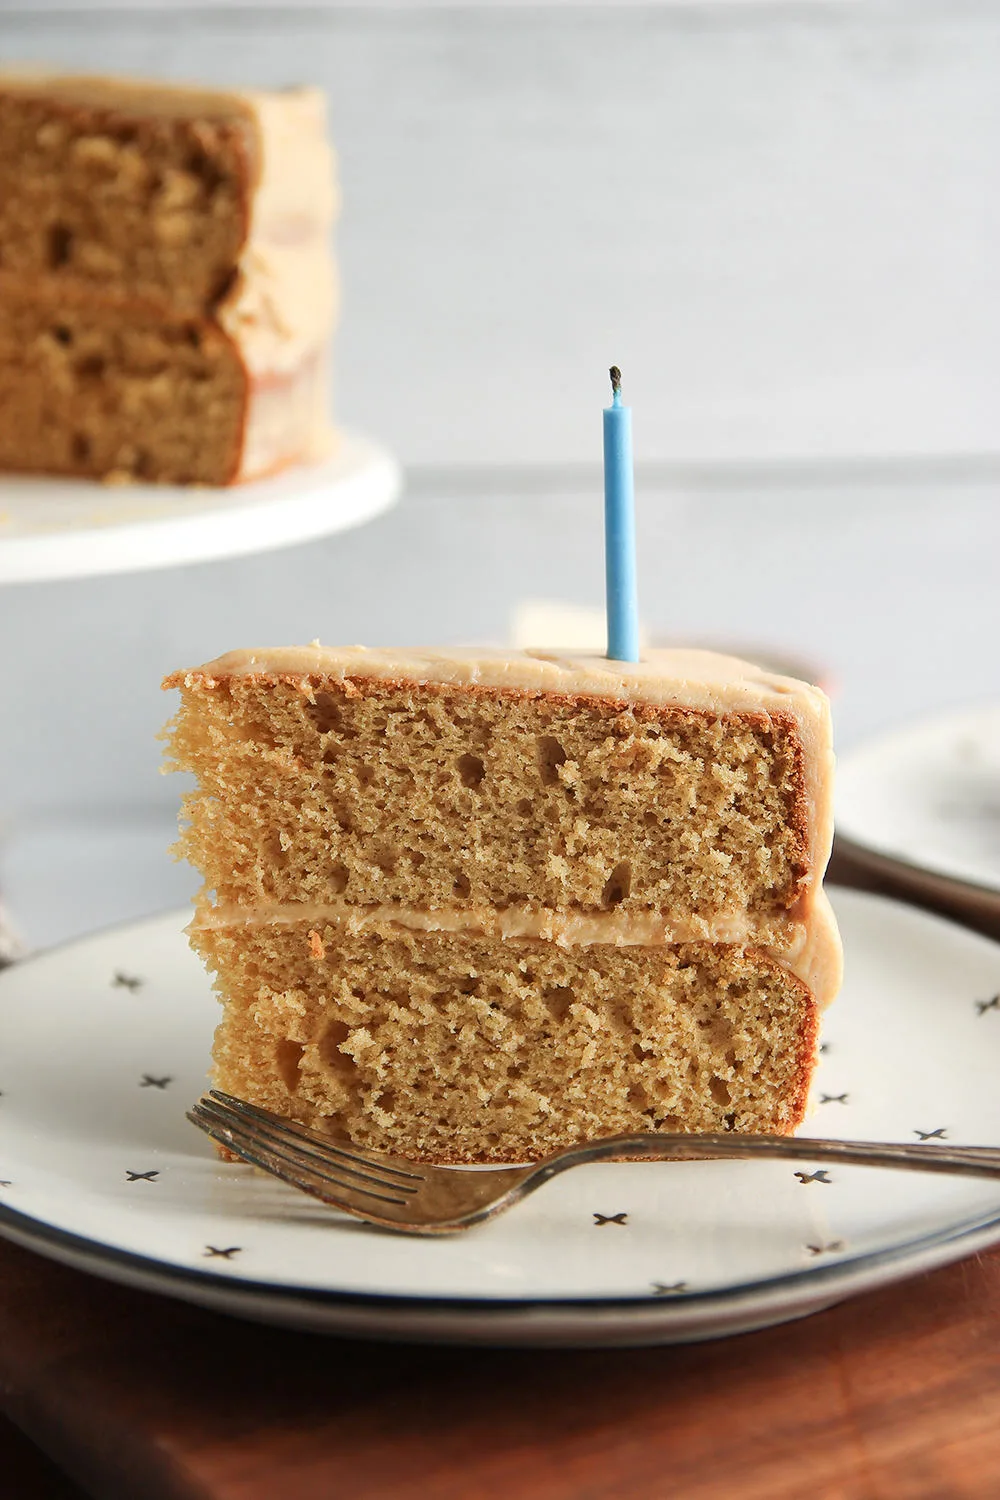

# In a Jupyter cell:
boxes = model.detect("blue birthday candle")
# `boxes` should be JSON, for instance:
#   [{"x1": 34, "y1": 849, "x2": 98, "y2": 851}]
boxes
[{"x1": 603, "y1": 366, "x2": 640, "y2": 662}]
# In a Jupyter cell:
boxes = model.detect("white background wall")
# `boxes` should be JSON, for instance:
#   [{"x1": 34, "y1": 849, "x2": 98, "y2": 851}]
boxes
[
  {"x1": 0, "y1": 1, "x2": 998, "y2": 942},
  {"x1": 2, "y1": 0, "x2": 999, "y2": 466}
]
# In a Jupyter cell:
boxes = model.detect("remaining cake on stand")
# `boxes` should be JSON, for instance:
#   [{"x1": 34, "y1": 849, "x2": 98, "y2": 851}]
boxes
[
  {"x1": 0, "y1": 72, "x2": 336, "y2": 485},
  {"x1": 163, "y1": 645, "x2": 841, "y2": 1164}
]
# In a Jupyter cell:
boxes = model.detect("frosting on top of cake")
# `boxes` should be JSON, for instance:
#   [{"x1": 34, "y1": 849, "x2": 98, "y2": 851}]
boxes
[
  {"x1": 0, "y1": 69, "x2": 275, "y2": 119},
  {"x1": 197, "y1": 642, "x2": 818, "y2": 708}
]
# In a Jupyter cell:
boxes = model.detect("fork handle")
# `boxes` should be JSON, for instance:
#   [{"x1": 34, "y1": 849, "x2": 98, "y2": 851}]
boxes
[{"x1": 528, "y1": 1133, "x2": 1000, "y2": 1185}]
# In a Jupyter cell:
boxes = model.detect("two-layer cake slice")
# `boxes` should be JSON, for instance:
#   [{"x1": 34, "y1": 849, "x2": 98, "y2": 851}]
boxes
[{"x1": 163, "y1": 646, "x2": 841, "y2": 1163}]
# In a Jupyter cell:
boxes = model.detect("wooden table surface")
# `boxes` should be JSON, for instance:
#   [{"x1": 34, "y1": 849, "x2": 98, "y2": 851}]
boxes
[
  {"x1": 0, "y1": 1411, "x2": 88, "y2": 1500},
  {"x1": 1, "y1": 1228, "x2": 1000, "y2": 1499},
  {"x1": 3, "y1": 856, "x2": 1000, "y2": 1500}
]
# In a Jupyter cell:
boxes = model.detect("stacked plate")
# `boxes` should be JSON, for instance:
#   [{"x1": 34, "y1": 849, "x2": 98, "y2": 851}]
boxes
[{"x1": 837, "y1": 705, "x2": 1000, "y2": 929}]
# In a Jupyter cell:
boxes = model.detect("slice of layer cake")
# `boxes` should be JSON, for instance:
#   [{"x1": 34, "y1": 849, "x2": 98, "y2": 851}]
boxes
[
  {"x1": 0, "y1": 72, "x2": 336, "y2": 484},
  {"x1": 163, "y1": 647, "x2": 841, "y2": 1163}
]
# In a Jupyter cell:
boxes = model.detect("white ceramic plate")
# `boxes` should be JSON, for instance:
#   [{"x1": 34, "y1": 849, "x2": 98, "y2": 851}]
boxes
[
  {"x1": 0, "y1": 430, "x2": 401, "y2": 583},
  {"x1": 0, "y1": 888, "x2": 999, "y2": 1347},
  {"x1": 837, "y1": 706, "x2": 1000, "y2": 901}
]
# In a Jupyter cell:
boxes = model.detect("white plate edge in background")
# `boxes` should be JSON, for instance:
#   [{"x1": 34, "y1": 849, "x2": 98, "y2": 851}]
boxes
[
  {"x1": 836, "y1": 704, "x2": 1000, "y2": 898},
  {"x1": 0, "y1": 430, "x2": 402, "y2": 583}
]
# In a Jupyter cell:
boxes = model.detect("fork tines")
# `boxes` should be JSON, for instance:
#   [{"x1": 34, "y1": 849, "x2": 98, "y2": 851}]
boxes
[{"x1": 188, "y1": 1091, "x2": 424, "y2": 1209}]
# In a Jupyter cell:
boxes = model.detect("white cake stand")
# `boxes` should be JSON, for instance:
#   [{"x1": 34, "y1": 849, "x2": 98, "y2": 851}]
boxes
[{"x1": 0, "y1": 429, "x2": 401, "y2": 584}]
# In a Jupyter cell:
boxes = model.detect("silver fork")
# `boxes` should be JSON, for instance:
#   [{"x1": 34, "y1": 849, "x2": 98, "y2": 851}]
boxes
[{"x1": 188, "y1": 1091, "x2": 1000, "y2": 1236}]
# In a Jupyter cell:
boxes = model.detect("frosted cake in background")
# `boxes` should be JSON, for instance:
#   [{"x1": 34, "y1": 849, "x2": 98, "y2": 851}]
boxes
[{"x1": 0, "y1": 71, "x2": 336, "y2": 485}]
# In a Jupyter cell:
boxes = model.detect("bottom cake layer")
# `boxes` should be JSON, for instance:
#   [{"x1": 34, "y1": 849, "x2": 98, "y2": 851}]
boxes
[
  {"x1": 0, "y1": 277, "x2": 330, "y2": 484},
  {"x1": 194, "y1": 918, "x2": 819, "y2": 1164}
]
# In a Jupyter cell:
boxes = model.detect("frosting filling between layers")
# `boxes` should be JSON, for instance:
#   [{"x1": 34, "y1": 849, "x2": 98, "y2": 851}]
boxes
[{"x1": 191, "y1": 886, "x2": 842, "y2": 1011}]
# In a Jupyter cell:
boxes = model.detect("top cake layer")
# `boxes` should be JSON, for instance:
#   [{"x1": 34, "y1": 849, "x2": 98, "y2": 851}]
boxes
[
  {"x1": 164, "y1": 646, "x2": 839, "y2": 1005},
  {"x1": 175, "y1": 644, "x2": 834, "y2": 865},
  {"x1": 0, "y1": 71, "x2": 337, "y2": 365}
]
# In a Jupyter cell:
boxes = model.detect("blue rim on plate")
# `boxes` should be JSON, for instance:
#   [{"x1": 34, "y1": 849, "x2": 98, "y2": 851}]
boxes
[{"x1": 2, "y1": 1191, "x2": 1000, "y2": 1348}]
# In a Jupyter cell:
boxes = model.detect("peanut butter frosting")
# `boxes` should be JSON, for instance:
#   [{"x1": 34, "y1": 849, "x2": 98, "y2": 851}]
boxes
[
  {"x1": 194, "y1": 889, "x2": 841, "y2": 1010},
  {"x1": 217, "y1": 87, "x2": 338, "y2": 377}
]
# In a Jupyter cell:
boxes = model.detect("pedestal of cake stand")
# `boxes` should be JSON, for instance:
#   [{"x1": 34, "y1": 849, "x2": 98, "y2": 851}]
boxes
[{"x1": 0, "y1": 429, "x2": 401, "y2": 583}]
